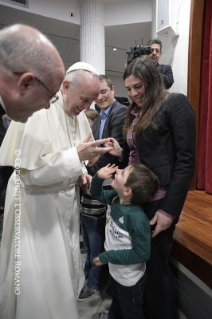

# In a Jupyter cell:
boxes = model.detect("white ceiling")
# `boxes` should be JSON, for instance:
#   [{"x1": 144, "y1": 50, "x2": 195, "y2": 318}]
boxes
[{"x1": 0, "y1": 2, "x2": 152, "y2": 74}]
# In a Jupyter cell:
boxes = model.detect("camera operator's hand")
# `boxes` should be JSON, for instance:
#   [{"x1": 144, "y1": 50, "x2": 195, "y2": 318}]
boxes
[{"x1": 76, "y1": 132, "x2": 113, "y2": 162}]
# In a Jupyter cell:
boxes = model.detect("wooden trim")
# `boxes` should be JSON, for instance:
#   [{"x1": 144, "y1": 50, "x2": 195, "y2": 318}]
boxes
[
  {"x1": 187, "y1": 0, "x2": 205, "y2": 190},
  {"x1": 172, "y1": 190, "x2": 212, "y2": 289},
  {"x1": 172, "y1": 241, "x2": 212, "y2": 289}
]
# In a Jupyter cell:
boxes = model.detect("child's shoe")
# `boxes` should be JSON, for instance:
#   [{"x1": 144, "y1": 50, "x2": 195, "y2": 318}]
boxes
[{"x1": 78, "y1": 284, "x2": 100, "y2": 301}]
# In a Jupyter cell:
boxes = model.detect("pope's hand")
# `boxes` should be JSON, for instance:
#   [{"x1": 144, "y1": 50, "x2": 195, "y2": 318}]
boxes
[
  {"x1": 87, "y1": 155, "x2": 99, "y2": 167},
  {"x1": 76, "y1": 132, "x2": 113, "y2": 162},
  {"x1": 79, "y1": 173, "x2": 92, "y2": 193}
]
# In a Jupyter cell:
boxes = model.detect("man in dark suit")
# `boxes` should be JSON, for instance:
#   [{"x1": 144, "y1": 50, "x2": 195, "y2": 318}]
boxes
[
  {"x1": 146, "y1": 38, "x2": 174, "y2": 89},
  {"x1": 0, "y1": 24, "x2": 64, "y2": 123},
  {"x1": 79, "y1": 75, "x2": 127, "y2": 301},
  {"x1": 90, "y1": 75, "x2": 127, "y2": 174}
]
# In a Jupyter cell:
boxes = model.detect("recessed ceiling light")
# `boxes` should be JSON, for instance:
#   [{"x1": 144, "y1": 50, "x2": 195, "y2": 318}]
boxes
[{"x1": 113, "y1": 48, "x2": 117, "y2": 51}]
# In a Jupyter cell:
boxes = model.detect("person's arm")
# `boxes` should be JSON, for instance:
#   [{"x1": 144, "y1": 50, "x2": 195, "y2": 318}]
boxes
[
  {"x1": 90, "y1": 165, "x2": 118, "y2": 205},
  {"x1": 20, "y1": 140, "x2": 112, "y2": 193},
  {"x1": 20, "y1": 132, "x2": 113, "y2": 189},
  {"x1": 158, "y1": 64, "x2": 174, "y2": 89},
  {"x1": 150, "y1": 94, "x2": 196, "y2": 237},
  {"x1": 95, "y1": 219, "x2": 151, "y2": 265},
  {"x1": 160, "y1": 94, "x2": 195, "y2": 214},
  {"x1": 88, "y1": 105, "x2": 126, "y2": 174},
  {"x1": 21, "y1": 147, "x2": 86, "y2": 190}
]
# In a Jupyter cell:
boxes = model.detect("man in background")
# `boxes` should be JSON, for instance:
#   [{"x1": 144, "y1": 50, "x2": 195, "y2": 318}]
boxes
[
  {"x1": 0, "y1": 24, "x2": 65, "y2": 123},
  {"x1": 146, "y1": 38, "x2": 174, "y2": 89}
]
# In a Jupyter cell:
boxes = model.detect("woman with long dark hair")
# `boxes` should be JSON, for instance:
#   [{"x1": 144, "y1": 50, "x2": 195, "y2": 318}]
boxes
[{"x1": 107, "y1": 56, "x2": 196, "y2": 319}]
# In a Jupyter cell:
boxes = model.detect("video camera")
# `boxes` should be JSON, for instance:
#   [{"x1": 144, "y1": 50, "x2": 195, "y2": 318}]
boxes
[{"x1": 126, "y1": 45, "x2": 153, "y2": 65}]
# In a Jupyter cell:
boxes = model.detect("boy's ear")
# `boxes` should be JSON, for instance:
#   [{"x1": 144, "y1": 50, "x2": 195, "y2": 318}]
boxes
[{"x1": 124, "y1": 187, "x2": 132, "y2": 197}]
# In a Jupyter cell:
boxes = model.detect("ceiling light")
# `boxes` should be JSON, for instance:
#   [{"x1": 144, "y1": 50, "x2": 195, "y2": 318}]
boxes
[{"x1": 113, "y1": 48, "x2": 117, "y2": 51}]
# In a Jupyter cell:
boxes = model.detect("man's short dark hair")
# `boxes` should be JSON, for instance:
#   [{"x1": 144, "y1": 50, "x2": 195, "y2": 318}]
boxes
[
  {"x1": 125, "y1": 163, "x2": 159, "y2": 205},
  {"x1": 146, "y1": 38, "x2": 162, "y2": 51},
  {"x1": 99, "y1": 74, "x2": 113, "y2": 90}
]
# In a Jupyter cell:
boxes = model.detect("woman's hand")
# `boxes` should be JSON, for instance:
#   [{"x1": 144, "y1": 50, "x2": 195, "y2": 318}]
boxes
[
  {"x1": 150, "y1": 211, "x2": 174, "y2": 238},
  {"x1": 105, "y1": 138, "x2": 123, "y2": 157},
  {"x1": 97, "y1": 164, "x2": 118, "y2": 180}
]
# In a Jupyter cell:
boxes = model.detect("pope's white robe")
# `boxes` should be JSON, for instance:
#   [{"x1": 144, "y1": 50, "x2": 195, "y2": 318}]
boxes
[{"x1": 0, "y1": 91, "x2": 93, "y2": 319}]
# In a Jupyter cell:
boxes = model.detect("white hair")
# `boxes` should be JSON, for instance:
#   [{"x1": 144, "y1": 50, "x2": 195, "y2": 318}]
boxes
[{"x1": 64, "y1": 69, "x2": 99, "y2": 88}]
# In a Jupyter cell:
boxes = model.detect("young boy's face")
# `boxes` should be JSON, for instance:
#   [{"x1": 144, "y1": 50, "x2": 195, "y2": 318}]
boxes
[{"x1": 111, "y1": 165, "x2": 132, "y2": 194}]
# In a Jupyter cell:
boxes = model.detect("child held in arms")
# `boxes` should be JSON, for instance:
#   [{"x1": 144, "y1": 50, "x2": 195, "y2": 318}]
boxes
[{"x1": 91, "y1": 163, "x2": 159, "y2": 319}]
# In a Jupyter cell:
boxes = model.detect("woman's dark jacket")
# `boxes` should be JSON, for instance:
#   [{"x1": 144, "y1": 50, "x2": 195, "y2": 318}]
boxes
[{"x1": 122, "y1": 93, "x2": 196, "y2": 219}]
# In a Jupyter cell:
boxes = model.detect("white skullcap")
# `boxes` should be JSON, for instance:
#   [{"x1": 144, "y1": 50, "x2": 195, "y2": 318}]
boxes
[{"x1": 66, "y1": 62, "x2": 99, "y2": 75}]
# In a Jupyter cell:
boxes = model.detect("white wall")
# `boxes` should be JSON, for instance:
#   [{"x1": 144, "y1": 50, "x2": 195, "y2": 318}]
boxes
[
  {"x1": 106, "y1": 0, "x2": 192, "y2": 99},
  {"x1": 0, "y1": 0, "x2": 151, "y2": 27},
  {"x1": 105, "y1": 0, "x2": 192, "y2": 97},
  {"x1": 106, "y1": 73, "x2": 128, "y2": 98},
  {"x1": 104, "y1": 0, "x2": 152, "y2": 26},
  {"x1": 151, "y1": 0, "x2": 192, "y2": 95},
  {"x1": 0, "y1": 0, "x2": 81, "y2": 24},
  {"x1": 0, "y1": 0, "x2": 191, "y2": 96}
]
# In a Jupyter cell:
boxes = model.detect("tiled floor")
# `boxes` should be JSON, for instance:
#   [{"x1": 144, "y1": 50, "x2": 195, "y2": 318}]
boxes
[
  {"x1": 78, "y1": 239, "x2": 112, "y2": 319},
  {"x1": 77, "y1": 271, "x2": 112, "y2": 319},
  {"x1": 78, "y1": 294, "x2": 112, "y2": 319}
]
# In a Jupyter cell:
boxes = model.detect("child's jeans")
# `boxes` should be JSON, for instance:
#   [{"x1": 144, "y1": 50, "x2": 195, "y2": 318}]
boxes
[
  {"x1": 109, "y1": 272, "x2": 146, "y2": 319},
  {"x1": 81, "y1": 213, "x2": 106, "y2": 290}
]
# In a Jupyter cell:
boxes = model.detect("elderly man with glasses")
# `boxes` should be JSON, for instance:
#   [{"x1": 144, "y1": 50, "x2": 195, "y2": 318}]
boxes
[
  {"x1": 0, "y1": 62, "x2": 113, "y2": 319},
  {"x1": 0, "y1": 24, "x2": 65, "y2": 123}
]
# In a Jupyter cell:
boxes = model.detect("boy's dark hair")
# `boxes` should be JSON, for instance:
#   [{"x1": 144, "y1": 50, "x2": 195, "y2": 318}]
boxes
[
  {"x1": 146, "y1": 38, "x2": 162, "y2": 51},
  {"x1": 99, "y1": 74, "x2": 113, "y2": 90},
  {"x1": 125, "y1": 163, "x2": 159, "y2": 205}
]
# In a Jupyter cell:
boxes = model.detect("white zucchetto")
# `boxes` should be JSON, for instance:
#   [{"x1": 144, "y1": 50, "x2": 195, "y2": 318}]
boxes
[{"x1": 66, "y1": 62, "x2": 99, "y2": 75}]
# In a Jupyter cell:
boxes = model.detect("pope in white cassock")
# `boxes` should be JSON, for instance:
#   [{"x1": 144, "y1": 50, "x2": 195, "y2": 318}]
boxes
[{"x1": 0, "y1": 62, "x2": 112, "y2": 319}]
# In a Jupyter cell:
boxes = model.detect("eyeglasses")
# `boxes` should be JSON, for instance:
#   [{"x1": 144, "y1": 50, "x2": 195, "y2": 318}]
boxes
[{"x1": 13, "y1": 71, "x2": 59, "y2": 104}]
